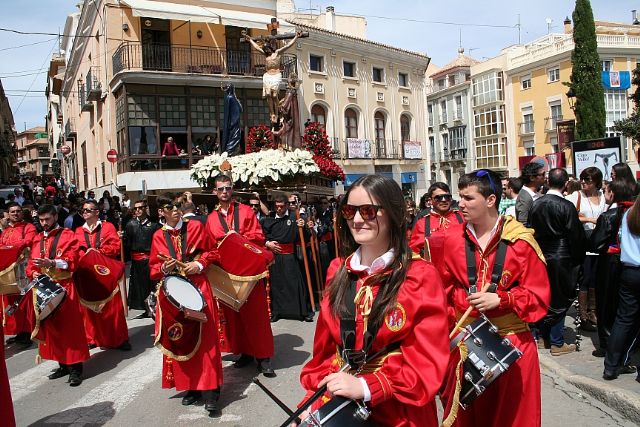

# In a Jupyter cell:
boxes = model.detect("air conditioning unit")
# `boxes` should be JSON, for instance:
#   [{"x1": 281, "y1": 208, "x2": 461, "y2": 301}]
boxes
[
  {"x1": 314, "y1": 83, "x2": 324, "y2": 94},
  {"x1": 402, "y1": 96, "x2": 409, "y2": 106},
  {"x1": 377, "y1": 92, "x2": 384, "y2": 102}
]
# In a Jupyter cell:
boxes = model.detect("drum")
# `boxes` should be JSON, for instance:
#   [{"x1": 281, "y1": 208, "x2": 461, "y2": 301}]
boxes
[
  {"x1": 299, "y1": 396, "x2": 376, "y2": 427},
  {"x1": 31, "y1": 275, "x2": 66, "y2": 321},
  {"x1": 74, "y1": 248, "x2": 124, "y2": 310},
  {"x1": 0, "y1": 245, "x2": 30, "y2": 295},
  {"x1": 206, "y1": 231, "x2": 273, "y2": 311},
  {"x1": 162, "y1": 275, "x2": 207, "y2": 322},
  {"x1": 451, "y1": 315, "x2": 523, "y2": 408}
]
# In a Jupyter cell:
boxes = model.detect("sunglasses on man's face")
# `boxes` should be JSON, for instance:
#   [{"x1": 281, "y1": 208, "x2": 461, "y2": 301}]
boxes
[
  {"x1": 249, "y1": 203, "x2": 260, "y2": 208},
  {"x1": 161, "y1": 203, "x2": 182, "y2": 211},
  {"x1": 133, "y1": 205, "x2": 147, "y2": 211},
  {"x1": 341, "y1": 204, "x2": 382, "y2": 221},
  {"x1": 216, "y1": 186, "x2": 232, "y2": 192},
  {"x1": 81, "y1": 208, "x2": 98, "y2": 214},
  {"x1": 433, "y1": 194, "x2": 453, "y2": 202}
]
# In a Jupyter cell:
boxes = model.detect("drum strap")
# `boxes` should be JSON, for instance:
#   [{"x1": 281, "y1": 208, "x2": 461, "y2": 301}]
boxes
[
  {"x1": 163, "y1": 224, "x2": 188, "y2": 262},
  {"x1": 40, "y1": 229, "x2": 63, "y2": 259},
  {"x1": 454, "y1": 211, "x2": 464, "y2": 224},
  {"x1": 339, "y1": 274, "x2": 387, "y2": 370},
  {"x1": 464, "y1": 234, "x2": 508, "y2": 294},
  {"x1": 83, "y1": 227, "x2": 102, "y2": 249},
  {"x1": 216, "y1": 203, "x2": 240, "y2": 233}
]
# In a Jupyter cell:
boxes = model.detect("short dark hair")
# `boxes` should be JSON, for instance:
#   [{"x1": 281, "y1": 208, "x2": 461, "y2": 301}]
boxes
[
  {"x1": 5, "y1": 201, "x2": 20, "y2": 211},
  {"x1": 273, "y1": 195, "x2": 287, "y2": 204},
  {"x1": 507, "y1": 177, "x2": 523, "y2": 193},
  {"x1": 547, "y1": 168, "x2": 569, "y2": 189},
  {"x1": 156, "y1": 195, "x2": 173, "y2": 208},
  {"x1": 214, "y1": 174, "x2": 232, "y2": 186},
  {"x1": 181, "y1": 202, "x2": 196, "y2": 213},
  {"x1": 459, "y1": 169, "x2": 503, "y2": 211},
  {"x1": 520, "y1": 162, "x2": 544, "y2": 185},
  {"x1": 37, "y1": 204, "x2": 57, "y2": 216},
  {"x1": 82, "y1": 199, "x2": 100, "y2": 211},
  {"x1": 427, "y1": 182, "x2": 451, "y2": 198},
  {"x1": 607, "y1": 180, "x2": 634, "y2": 204},
  {"x1": 580, "y1": 166, "x2": 603, "y2": 190}
]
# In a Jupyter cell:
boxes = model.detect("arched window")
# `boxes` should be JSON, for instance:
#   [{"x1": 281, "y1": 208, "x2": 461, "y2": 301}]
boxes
[
  {"x1": 311, "y1": 104, "x2": 326, "y2": 126},
  {"x1": 401, "y1": 114, "x2": 411, "y2": 141},
  {"x1": 345, "y1": 108, "x2": 358, "y2": 138},
  {"x1": 374, "y1": 111, "x2": 386, "y2": 143}
]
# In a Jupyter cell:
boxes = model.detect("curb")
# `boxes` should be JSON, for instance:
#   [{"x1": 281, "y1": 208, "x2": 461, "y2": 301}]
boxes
[{"x1": 538, "y1": 353, "x2": 640, "y2": 422}]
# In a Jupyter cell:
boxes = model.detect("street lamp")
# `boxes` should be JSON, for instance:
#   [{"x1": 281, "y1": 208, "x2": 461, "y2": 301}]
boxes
[{"x1": 566, "y1": 88, "x2": 576, "y2": 111}]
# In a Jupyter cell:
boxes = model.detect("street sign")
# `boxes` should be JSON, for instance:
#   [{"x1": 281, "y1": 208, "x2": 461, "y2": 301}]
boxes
[
  {"x1": 106, "y1": 149, "x2": 118, "y2": 163},
  {"x1": 60, "y1": 145, "x2": 71, "y2": 155}
]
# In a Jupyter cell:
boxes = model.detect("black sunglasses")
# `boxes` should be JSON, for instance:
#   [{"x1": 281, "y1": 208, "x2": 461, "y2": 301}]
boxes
[
  {"x1": 249, "y1": 203, "x2": 260, "y2": 208},
  {"x1": 81, "y1": 208, "x2": 98, "y2": 213},
  {"x1": 161, "y1": 203, "x2": 182, "y2": 210},
  {"x1": 133, "y1": 205, "x2": 147, "y2": 210},
  {"x1": 433, "y1": 194, "x2": 453, "y2": 202},
  {"x1": 216, "y1": 186, "x2": 232, "y2": 192},
  {"x1": 341, "y1": 204, "x2": 382, "y2": 221},
  {"x1": 472, "y1": 169, "x2": 497, "y2": 194}
]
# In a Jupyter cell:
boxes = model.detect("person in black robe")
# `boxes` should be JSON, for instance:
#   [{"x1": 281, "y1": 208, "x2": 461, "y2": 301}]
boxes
[
  {"x1": 221, "y1": 83, "x2": 242, "y2": 156},
  {"x1": 590, "y1": 180, "x2": 636, "y2": 358},
  {"x1": 122, "y1": 199, "x2": 161, "y2": 317},
  {"x1": 315, "y1": 196, "x2": 335, "y2": 277},
  {"x1": 529, "y1": 168, "x2": 586, "y2": 355},
  {"x1": 261, "y1": 195, "x2": 313, "y2": 322}
]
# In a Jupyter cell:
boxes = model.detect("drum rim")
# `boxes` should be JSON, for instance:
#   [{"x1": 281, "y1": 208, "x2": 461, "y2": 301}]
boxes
[{"x1": 162, "y1": 274, "x2": 205, "y2": 311}]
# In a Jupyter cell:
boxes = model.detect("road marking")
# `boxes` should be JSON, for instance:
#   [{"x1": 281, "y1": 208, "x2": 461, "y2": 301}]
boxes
[
  {"x1": 45, "y1": 349, "x2": 161, "y2": 425},
  {"x1": 9, "y1": 359, "x2": 57, "y2": 401}
]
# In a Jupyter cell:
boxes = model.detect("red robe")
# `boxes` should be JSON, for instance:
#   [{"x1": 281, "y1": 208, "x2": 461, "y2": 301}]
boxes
[
  {"x1": 149, "y1": 219, "x2": 223, "y2": 391},
  {"x1": 205, "y1": 202, "x2": 274, "y2": 358},
  {"x1": 409, "y1": 210, "x2": 464, "y2": 270},
  {"x1": 439, "y1": 216, "x2": 550, "y2": 427},
  {"x1": 1, "y1": 221, "x2": 37, "y2": 336},
  {"x1": 75, "y1": 221, "x2": 129, "y2": 348},
  {"x1": 299, "y1": 256, "x2": 450, "y2": 427},
  {"x1": 0, "y1": 322, "x2": 16, "y2": 427},
  {"x1": 27, "y1": 227, "x2": 89, "y2": 365}
]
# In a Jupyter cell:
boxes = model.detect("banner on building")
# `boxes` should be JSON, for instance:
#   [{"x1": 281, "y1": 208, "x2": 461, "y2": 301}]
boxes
[
  {"x1": 556, "y1": 119, "x2": 575, "y2": 151},
  {"x1": 403, "y1": 141, "x2": 422, "y2": 159},
  {"x1": 572, "y1": 136, "x2": 622, "y2": 180},
  {"x1": 517, "y1": 153, "x2": 566, "y2": 171},
  {"x1": 346, "y1": 138, "x2": 372, "y2": 159},
  {"x1": 601, "y1": 71, "x2": 631, "y2": 89}
]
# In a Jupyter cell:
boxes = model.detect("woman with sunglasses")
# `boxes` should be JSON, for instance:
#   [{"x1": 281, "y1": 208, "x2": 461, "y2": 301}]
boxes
[
  {"x1": 295, "y1": 175, "x2": 449, "y2": 426},
  {"x1": 409, "y1": 182, "x2": 464, "y2": 269}
]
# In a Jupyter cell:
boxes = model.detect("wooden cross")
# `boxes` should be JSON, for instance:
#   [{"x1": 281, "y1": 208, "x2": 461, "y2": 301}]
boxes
[{"x1": 240, "y1": 18, "x2": 309, "y2": 46}]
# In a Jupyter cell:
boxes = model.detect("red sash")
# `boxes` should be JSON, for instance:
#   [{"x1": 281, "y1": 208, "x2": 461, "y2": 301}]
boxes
[{"x1": 154, "y1": 287, "x2": 202, "y2": 361}]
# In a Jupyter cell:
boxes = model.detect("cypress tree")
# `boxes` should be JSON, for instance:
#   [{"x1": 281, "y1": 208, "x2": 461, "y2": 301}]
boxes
[{"x1": 569, "y1": 0, "x2": 606, "y2": 140}]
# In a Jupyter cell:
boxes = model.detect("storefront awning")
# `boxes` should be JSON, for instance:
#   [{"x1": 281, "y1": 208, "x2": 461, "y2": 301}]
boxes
[{"x1": 120, "y1": 0, "x2": 274, "y2": 29}]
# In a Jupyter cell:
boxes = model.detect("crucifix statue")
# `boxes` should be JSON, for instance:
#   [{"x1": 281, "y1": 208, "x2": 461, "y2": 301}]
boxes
[{"x1": 242, "y1": 19, "x2": 308, "y2": 125}]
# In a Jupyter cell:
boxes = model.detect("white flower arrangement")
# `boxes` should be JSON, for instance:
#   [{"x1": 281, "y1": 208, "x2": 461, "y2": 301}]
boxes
[{"x1": 191, "y1": 149, "x2": 320, "y2": 186}]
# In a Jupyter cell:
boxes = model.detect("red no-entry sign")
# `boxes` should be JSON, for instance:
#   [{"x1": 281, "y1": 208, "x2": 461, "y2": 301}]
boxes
[{"x1": 106, "y1": 149, "x2": 118, "y2": 163}]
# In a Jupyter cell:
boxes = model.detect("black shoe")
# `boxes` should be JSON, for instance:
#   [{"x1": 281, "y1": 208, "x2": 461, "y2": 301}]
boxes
[
  {"x1": 603, "y1": 370, "x2": 618, "y2": 381},
  {"x1": 233, "y1": 354, "x2": 255, "y2": 369},
  {"x1": 5, "y1": 336, "x2": 17, "y2": 345},
  {"x1": 257, "y1": 359, "x2": 276, "y2": 378},
  {"x1": 134, "y1": 312, "x2": 149, "y2": 320},
  {"x1": 69, "y1": 372, "x2": 83, "y2": 387},
  {"x1": 579, "y1": 319, "x2": 597, "y2": 332},
  {"x1": 205, "y1": 398, "x2": 220, "y2": 413},
  {"x1": 48, "y1": 366, "x2": 70, "y2": 380},
  {"x1": 592, "y1": 348, "x2": 606, "y2": 358},
  {"x1": 270, "y1": 315, "x2": 279, "y2": 323},
  {"x1": 619, "y1": 365, "x2": 637, "y2": 375},
  {"x1": 181, "y1": 390, "x2": 201, "y2": 406},
  {"x1": 88, "y1": 343, "x2": 97, "y2": 349},
  {"x1": 117, "y1": 340, "x2": 132, "y2": 351},
  {"x1": 303, "y1": 314, "x2": 314, "y2": 322}
]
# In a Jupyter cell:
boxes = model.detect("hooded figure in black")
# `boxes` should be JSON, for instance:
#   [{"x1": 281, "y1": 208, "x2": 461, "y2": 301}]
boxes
[{"x1": 221, "y1": 83, "x2": 243, "y2": 156}]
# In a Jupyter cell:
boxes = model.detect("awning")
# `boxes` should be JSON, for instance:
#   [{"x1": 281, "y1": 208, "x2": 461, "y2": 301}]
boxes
[
  {"x1": 120, "y1": 0, "x2": 274, "y2": 29},
  {"x1": 344, "y1": 174, "x2": 366, "y2": 186},
  {"x1": 401, "y1": 172, "x2": 417, "y2": 184}
]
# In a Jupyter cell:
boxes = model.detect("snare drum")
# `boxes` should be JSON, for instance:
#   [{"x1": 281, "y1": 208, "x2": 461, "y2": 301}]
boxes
[
  {"x1": 161, "y1": 275, "x2": 207, "y2": 322},
  {"x1": 451, "y1": 315, "x2": 523, "y2": 408},
  {"x1": 300, "y1": 396, "x2": 376, "y2": 427},
  {"x1": 31, "y1": 275, "x2": 66, "y2": 321}
]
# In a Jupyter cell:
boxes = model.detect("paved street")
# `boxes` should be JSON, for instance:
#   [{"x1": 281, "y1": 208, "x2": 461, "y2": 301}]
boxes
[{"x1": 5, "y1": 312, "x2": 637, "y2": 426}]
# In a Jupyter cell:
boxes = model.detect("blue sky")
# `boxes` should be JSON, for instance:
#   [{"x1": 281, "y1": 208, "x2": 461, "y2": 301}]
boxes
[{"x1": 1, "y1": 0, "x2": 638, "y2": 130}]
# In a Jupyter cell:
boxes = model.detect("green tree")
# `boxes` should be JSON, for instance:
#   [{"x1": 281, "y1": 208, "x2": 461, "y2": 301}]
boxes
[
  {"x1": 613, "y1": 65, "x2": 640, "y2": 143},
  {"x1": 569, "y1": 0, "x2": 606, "y2": 140}
]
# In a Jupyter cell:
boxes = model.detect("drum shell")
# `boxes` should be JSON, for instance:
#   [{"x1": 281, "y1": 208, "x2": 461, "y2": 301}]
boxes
[
  {"x1": 300, "y1": 396, "x2": 377, "y2": 427},
  {"x1": 74, "y1": 248, "x2": 124, "y2": 304},
  {"x1": 161, "y1": 274, "x2": 207, "y2": 322},
  {"x1": 32, "y1": 275, "x2": 67, "y2": 321},
  {"x1": 0, "y1": 246, "x2": 29, "y2": 295},
  {"x1": 206, "y1": 264, "x2": 257, "y2": 311}
]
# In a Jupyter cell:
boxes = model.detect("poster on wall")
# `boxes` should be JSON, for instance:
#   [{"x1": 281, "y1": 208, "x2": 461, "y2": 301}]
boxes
[
  {"x1": 403, "y1": 141, "x2": 422, "y2": 159},
  {"x1": 572, "y1": 136, "x2": 622, "y2": 181},
  {"x1": 346, "y1": 138, "x2": 372, "y2": 159}
]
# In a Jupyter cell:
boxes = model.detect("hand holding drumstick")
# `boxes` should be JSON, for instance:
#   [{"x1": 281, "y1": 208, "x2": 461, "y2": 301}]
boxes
[
  {"x1": 157, "y1": 254, "x2": 201, "y2": 275},
  {"x1": 449, "y1": 282, "x2": 498, "y2": 339}
]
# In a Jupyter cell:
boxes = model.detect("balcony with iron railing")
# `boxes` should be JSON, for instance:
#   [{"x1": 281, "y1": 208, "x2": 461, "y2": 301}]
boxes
[
  {"x1": 518, "y1": 121, "x2": 535, "y2": 136},
  {"x1": 86, "y1": 66, "x2": 102, "y2": 101},
  {"x1": 337, "y1": 139, "x2": 423, "y2": 160},
  {"x1": 112, "y1": 42, "x2": 297, "y2": 79},
  {"x1": 544, "y1": 115, "x2": 563, "y2": 132},
  {"x1": 77, "y1": 82, "x2": 92, "y2": 112},
  {"x1": 65, "y1": 118, "x2": 76, "y2": 140}
]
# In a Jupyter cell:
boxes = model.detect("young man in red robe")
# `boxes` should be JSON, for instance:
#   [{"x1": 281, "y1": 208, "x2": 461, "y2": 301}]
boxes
[
  {"x1": 74, "y1": 200, "x2": 130, "y2": 350},
  {"x1": 439, "y1": 169, "x2": 550, "y2": 427},
  {"x1": 27, "y1": 204, "x2": 89, "y2": 386},
  {"x1": 205, "y1": 175, "x2": 275, "y2": 377},
  {"x1": 409, "y1": 183, "x2": 464, "y2": 269},
  {"x1": 1, "y1": 202, "x2": 37, "y2": 347},
  {"x1": 149, "y1": 195, "x2": 223, "y2": 416}
]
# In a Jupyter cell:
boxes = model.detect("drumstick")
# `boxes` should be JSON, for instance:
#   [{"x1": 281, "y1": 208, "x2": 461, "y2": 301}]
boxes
[
  {"x1": 295, "y1": 207, "x2": 316, "y2": 312},
  {"x1": 448, "y1": 281, "x2": 491, "y2": 339},
  {"x1": 157, "y1": 253, "x2": 189, "y2": 269}
]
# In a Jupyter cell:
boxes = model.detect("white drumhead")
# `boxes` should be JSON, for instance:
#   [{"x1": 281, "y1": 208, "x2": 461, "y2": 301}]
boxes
[{"x1": 164, "y1": 276, "x2": 204, "y2": 311}]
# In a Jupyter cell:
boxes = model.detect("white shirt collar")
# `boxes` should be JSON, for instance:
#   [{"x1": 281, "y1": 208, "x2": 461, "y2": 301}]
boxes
[
  {"x1": 547, "y1": 189, "x2": 564, "y2": 198},
  {"x1": 82, "y1": 219, "x2": 102, "y2": 232},
  {"x1": 349, "y1": 247, "x2": 395, "y2": 275},
  {"x1": 43, "y1": 225, "x2": 60, "y2": 237},
  {"x1": 522, "y1": 185, "x2": 540, "y2": 200},
  {"x1": 183, "y1": 212, "x2": 196, "y2": 218},
  {"x1": 466, "y1": 216, "x2": 501, "y2": 244},
  {"x1": 163, "y1": 218, "x2": 183, "y2": 231},
  {"x1": 275, "y1": 211, "x2": 290, "y2": 219}
]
